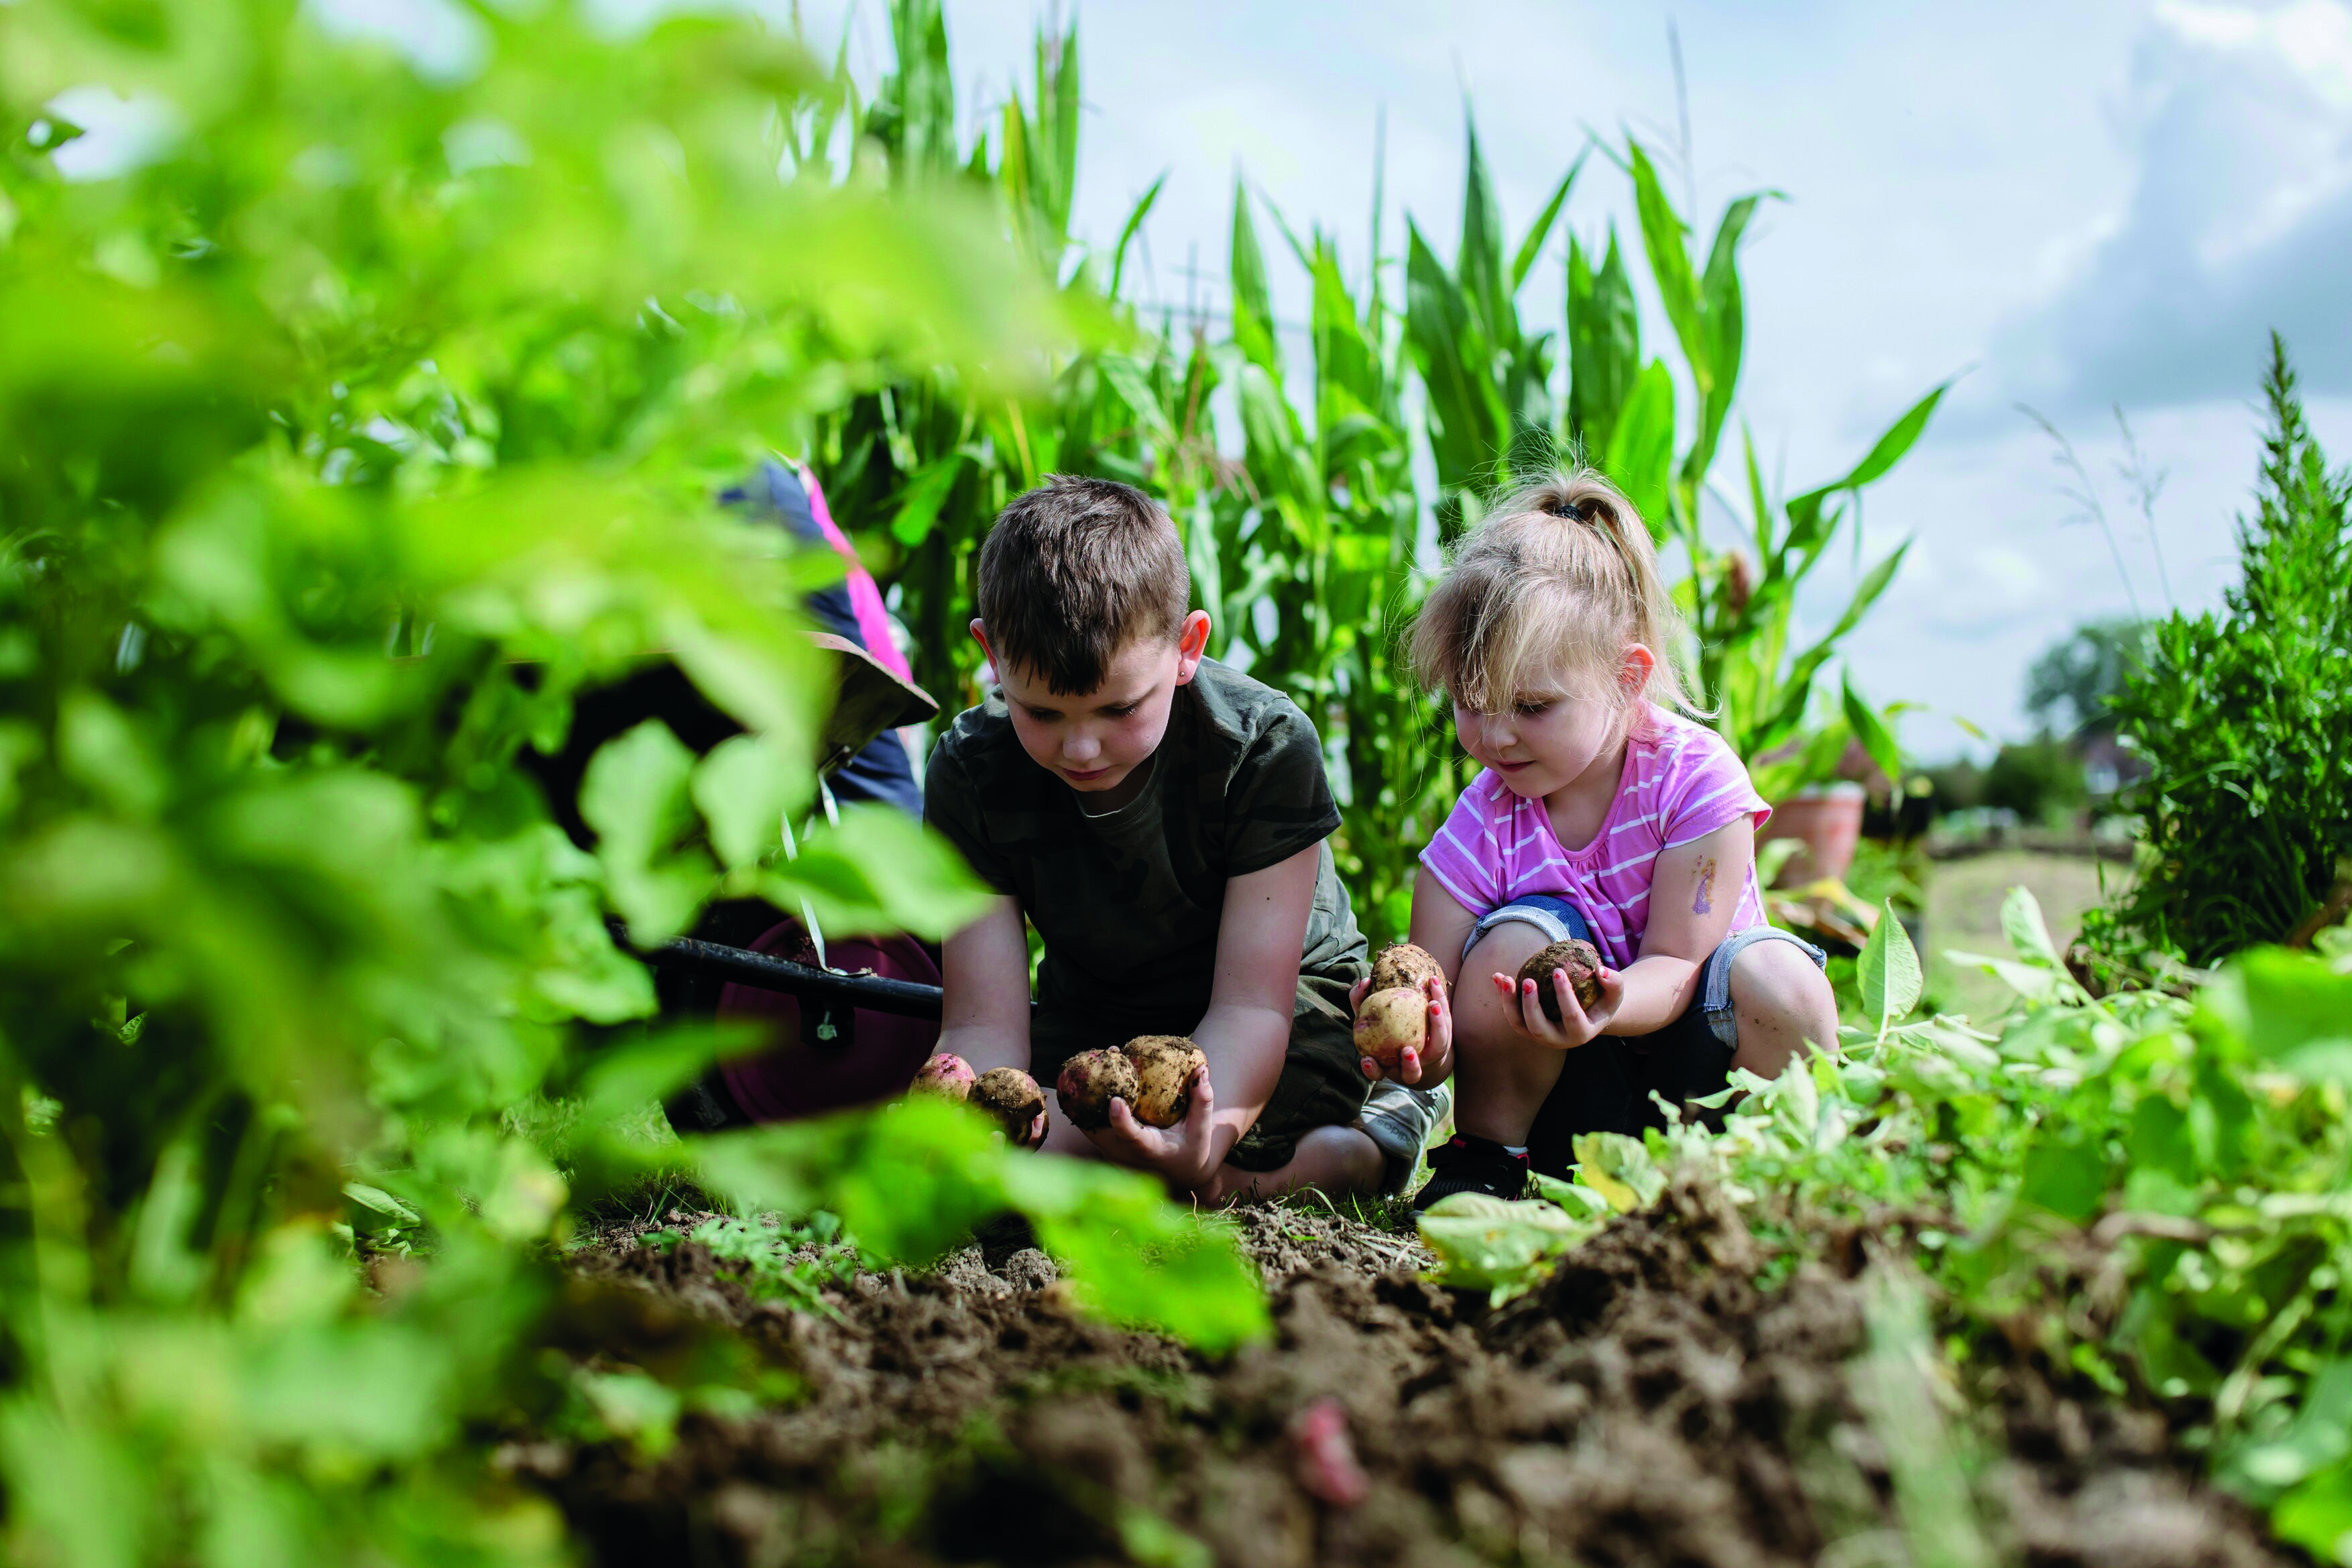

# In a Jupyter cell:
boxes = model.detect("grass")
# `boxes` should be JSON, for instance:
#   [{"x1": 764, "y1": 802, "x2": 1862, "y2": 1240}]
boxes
[{"x1": 1925, "y1": 850, "x2": 2117, "y2": 1021}]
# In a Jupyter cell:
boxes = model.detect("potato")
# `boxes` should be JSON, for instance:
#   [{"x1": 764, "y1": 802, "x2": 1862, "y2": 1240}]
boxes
[
  {"x1": 1120, "y1": 1035, "x2": 1206, "y2": 1128},
  {"x1": 1352, "y1": 985, "x2": 1427, "y2": 1069},
  {"x1": 1369, "y1": 942, "x2": 1444, "y2": 995},
  {"x1": 972, "y1": 1067, "x2": 1046, "y2": 1141},
  {"x1": 909, "y1": 1052, "x2": 976, "y2": 1101},
  {"x1": 1055, "y1": 1048, "x2": 1140, "y2": 1132},
  {"x1": 1515, "y1": 939, "x2": 1604, "y2": 1023}
]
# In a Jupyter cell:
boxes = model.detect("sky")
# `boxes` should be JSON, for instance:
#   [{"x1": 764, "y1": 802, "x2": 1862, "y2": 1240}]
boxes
[
  {"x1": 788, "y1": 0, "x2": 2352, "y2": 760},
  {"x1": 64, "y1": 0, "x2": 2352, "y2": 759}
]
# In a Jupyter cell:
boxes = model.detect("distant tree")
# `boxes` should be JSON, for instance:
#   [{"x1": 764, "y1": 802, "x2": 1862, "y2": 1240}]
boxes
[
  {"x1": 1985, "y1": 736, "x2": 2089, "y2": 827},
  {"x1": 2025, "y1": 619, "x2": 2148, "y2": 736}
]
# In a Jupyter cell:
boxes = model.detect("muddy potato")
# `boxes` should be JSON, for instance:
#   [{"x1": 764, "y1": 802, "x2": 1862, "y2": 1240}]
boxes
[
  {"x1": 1055, "y1": 1048, "x2": 1140, "y2": 1132},
  {"x1": 1515, "y1": 939, "x2": 1604, "y2": 1023},
  {"x1": 1369, "y1": 943, "x2": 1444, "y2": 996},
  {"x1": 909, "y1": 1052, "x2": 976, "y2": 1101},
  {"x1": 1352, "y1": 985, "x2": 1427, "y2": 1069},
  {"x1": 972, "y1": 1067, "x2": 1047, "y2": 1141},
  {"x1": 1120, "y1": 1035, "x2": 1206, "y2": 1128}
]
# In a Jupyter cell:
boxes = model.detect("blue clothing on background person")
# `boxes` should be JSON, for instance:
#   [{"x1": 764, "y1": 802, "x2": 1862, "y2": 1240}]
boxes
[{"x1": 719, "y1": 459, "x2": 924, "y2": 818}]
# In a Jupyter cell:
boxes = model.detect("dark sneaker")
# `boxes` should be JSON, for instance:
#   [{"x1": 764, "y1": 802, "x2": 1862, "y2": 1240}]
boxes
[
  {"x1": 1355, "y1": 1079, "x2": 1453, "y2": 1196},
  {"x1": 1412, "y1": 1134, "x2": 1532, "y2": 1210}
]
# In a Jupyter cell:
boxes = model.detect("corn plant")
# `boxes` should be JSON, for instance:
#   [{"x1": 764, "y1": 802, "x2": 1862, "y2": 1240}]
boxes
[{"x1": 1406, "y1": 125, "x2": 1948, "y2": 798}]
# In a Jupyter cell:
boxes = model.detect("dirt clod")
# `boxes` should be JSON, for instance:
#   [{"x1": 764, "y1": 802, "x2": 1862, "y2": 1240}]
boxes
[{"x1": 1517, "y1": 938, "x2": 1603, "y2": 1022}]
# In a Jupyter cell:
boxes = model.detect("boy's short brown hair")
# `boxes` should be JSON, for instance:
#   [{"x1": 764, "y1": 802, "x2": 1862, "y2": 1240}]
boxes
[{"x1": 975, "y1": 475, "x2": 1191, "y2": 695}]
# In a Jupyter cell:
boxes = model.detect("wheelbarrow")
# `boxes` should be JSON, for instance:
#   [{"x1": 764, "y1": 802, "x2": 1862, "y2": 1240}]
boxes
[{"x1": 528, "y1": 629, "x2": 961, "y2": 1128}]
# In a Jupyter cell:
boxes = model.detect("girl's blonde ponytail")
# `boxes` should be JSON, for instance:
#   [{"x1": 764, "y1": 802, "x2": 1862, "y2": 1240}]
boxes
[{"x1": 1408, "y1": 467, "x2": 1700, "y2": 722}]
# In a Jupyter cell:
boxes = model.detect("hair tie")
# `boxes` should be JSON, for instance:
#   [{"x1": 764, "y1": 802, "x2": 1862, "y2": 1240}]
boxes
[{"x1": 1543, "y1": 496, "x2": 1600, "y2": 525}]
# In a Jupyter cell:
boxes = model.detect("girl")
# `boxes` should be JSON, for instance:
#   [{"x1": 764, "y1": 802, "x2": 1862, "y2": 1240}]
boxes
[{"x1": 1370, "y1": 470, "x2": 1841, "y2": 1209}]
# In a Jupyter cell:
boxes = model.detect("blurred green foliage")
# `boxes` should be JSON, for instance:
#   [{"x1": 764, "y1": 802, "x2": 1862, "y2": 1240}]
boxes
[
  {"x1": 1982, "y1": 735, "x2": 2089, "y2": 827},
  {"x1": 0, "y1": 2, "x2": 1268, "y2": 1561}
]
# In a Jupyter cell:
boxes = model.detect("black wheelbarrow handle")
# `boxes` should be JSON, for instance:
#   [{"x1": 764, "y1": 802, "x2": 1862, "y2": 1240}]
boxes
[{"x1": 645, "y1": 935, "x2": 947, "y2": 1020}]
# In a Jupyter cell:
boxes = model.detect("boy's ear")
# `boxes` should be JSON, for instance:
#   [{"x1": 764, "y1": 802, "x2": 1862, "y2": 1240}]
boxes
[
  {"x1": 969, "y1": 618, "x2": 995, "y2": 671},
  {"x1": 1173, "y1": 610, "x2": 1212, "y2": 686}
]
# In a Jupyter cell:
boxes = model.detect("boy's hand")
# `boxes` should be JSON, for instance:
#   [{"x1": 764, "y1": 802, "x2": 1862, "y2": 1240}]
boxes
[
  {"x1": 1083, "y1": 1072, "x2": 1219, "y2": 1191},
  {"x1": 1350, "y1": 974, "x2": 1454, "y2": 1087},
  {"x1": 1491, "y1": 961, "x2": 1624, "y2": 1048}
]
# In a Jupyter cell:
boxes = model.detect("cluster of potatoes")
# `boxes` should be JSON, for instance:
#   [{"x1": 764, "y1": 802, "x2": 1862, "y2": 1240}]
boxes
[
  {"x1": 913, "y1": 934, "x2": 1604, "y2": 1138},
  {"x1": 909, "y1": 1035, "x2": 1208, "y2": 1140}
]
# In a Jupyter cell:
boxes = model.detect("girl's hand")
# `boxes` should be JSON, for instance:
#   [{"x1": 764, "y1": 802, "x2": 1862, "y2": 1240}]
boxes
[
  {"x1": 1083, "y1": 1071, "x2": 1219, "y2": 1191},
  {"x1": 1491, "y1": 960, "x2": 1624, "y2": 1048},
  {"x1": 1352, "y1": 975, "x2": 1454, "y2": 1087}
]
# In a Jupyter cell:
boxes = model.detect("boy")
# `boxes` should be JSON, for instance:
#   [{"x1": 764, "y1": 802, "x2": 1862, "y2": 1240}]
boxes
[{"x1": 925, "y1": 476, "x2": 1445, "y2": 1201}]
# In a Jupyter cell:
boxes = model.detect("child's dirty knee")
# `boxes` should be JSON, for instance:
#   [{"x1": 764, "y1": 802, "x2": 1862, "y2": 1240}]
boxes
[{"x1": 1729, "y1": 937, "x2": 1833, "y2": 1014}]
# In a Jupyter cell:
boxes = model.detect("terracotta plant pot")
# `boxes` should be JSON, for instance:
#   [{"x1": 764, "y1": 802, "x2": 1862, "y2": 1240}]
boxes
[{"x1": 1760, "y1": 782, "x2": 1867, "y2": 886}]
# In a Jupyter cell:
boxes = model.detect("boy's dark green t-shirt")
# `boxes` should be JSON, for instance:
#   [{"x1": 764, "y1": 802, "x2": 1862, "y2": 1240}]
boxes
[{"x1": 923, "y1": 657, "x2": 1368, "y2": 1081}]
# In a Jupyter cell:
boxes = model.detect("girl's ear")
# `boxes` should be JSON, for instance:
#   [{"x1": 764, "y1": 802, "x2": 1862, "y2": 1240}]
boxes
[
  {"x1": 1619, "y1": 643, "x2": 1657, "y2": 700},
  {"x1": 1173, "y1": 609, "x2": 1212, "y2": 684}
]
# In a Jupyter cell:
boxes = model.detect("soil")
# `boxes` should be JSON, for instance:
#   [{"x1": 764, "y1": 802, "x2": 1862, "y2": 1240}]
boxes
[{"x1": 524, "y1": 1177, "x2": 2288, "y2": 1568}]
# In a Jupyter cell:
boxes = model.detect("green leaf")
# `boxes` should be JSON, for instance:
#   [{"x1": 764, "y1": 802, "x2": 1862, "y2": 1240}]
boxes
[
  {"x1": 1416, "y1": 1191, "x2": 1593, "y2": 1303},
  {"x1": 1783, "y1": 382, "x2": 1950, "y2": 548},
  {"x1": 1510, "y1": 147, "x2": 1588, "y2": 291},
  {"x1": 2272, "y1": 1457, "x2": 2352, "y2": 1562},
  {"x1": 1627, "y1": 139, "x2": 1702, "y2": 377},
  {"x1": 582, "y1": 719, "x2": 714, "y2": 945},
  {"x1": 887, "y1": 450, "x2": 967, "y2": 548},
  {"x1": 1686, "y1": 192, "x2": 1767, "y2": 484},
  {"x1": 1098, "y1": 353, "x2": 1174, "y2": 446},
  {"x1": 342, "y1": 1183, "x2": 421, "y2": 1225},
  {"x1": 699, "y1": 1101, "x2": 1269, "y2": 1350},
  {"x1": 1999, "y1": 885, "x2": 2063, "y2": 969},
  {"x1": 1859, "y1": 898, "x2": 1924, "y2": 1036},
  {"x1": 1109, "y1": 172, "x2": 1166, "y2": 300},
  {"x1": 1567, "y1": 227, "x2": 1639, "y2": 460},
  {"x1": 1844, "y1": 381, "x2": 1951, "y2": 489},
  {"x1": 1457, "y1": 113, "x2": 1513, "y2": 352},
  {"x1": 1404, "y1": 220, "x2": 1505, "y2": 494},
  {"x1": 690, "y1": 734, "x2": 795, "y2": 871},
  {"x1": 1840, "y1": 672, "x2": 1903, "y2": 787},
  {"x1": 1777, "y1": 540, "x2": 1912, "y2": 703},
  {"x1": 1570, "y1": 1131, "x2": 1664, "y2": 1213},
  {"x1": 2200, "y1": 947, "x2": 2352, "y2": 1083},
  {"x1": 1601, "y1": 359, "x2": 1676, "y2": 539},
  {"x1": 2017, "y1": 1129, "x2": 2106, "y2": 1225},
  {"x1": 1228, "y1": 178, "x2": 1279, "y2": 374},
  {"x1": 1004, "y1": 1156, "x2": 1270, "y2": 1353},
  {"x1": 766, "y1": 804, "x2": 992, "y2": 940}
]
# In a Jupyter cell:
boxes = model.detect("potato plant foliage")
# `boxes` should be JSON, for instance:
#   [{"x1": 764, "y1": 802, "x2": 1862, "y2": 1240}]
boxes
[
  {"x1": 1421, "y1": 897, "x2": 2352, "y2": 1560},
  {"x1": 0, "y1": 3, "x2": 1267, "y2": 1563}
]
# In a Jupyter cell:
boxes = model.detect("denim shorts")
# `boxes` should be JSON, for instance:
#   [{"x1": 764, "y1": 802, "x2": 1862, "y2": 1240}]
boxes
[{"x1": 1466, "y1": 894, "x2": 1826, "y2": 1178}]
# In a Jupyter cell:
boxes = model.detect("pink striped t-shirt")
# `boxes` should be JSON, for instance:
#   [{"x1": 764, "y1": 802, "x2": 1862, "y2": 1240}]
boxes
[{"x1": 1418, "y1": 708, "x2": 1773, "y2": 970}]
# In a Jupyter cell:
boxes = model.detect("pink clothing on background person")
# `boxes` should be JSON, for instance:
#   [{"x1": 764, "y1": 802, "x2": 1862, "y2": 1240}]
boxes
[
  {"x1": 1418, "y1": 707, "x2": 1773, "y2": 971},
  {"x1": 798, "y1": 464, "x2": 913, "y2": 684}
]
